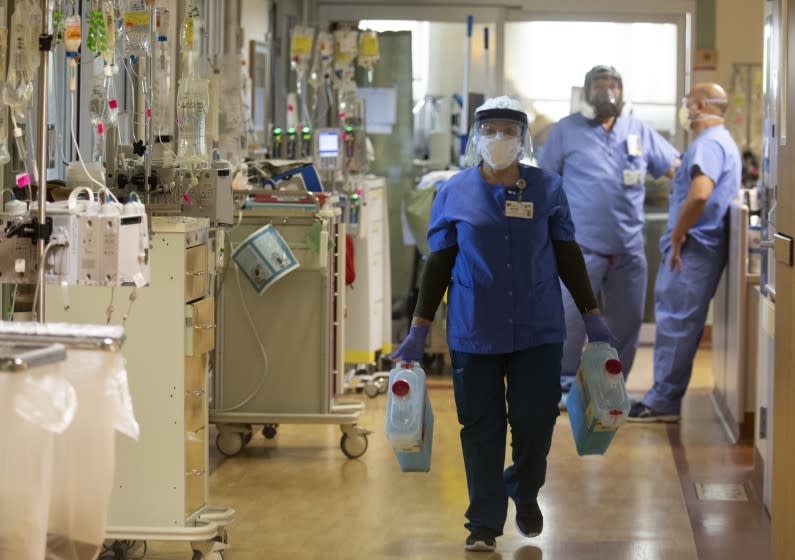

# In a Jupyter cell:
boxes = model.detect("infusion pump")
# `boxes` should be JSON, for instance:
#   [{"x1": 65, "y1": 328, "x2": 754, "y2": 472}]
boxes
[
  {"x1": 313, "y1": 128, "x2": 345, "y2": 171},
  {"x1": 0, "y1": 191, "x2": 151, "y2": 287}
]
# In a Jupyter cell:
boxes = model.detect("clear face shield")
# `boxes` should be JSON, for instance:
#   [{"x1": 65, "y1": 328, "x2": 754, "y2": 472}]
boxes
[{"x1": 463, "y1": 116, "x2": 533, "y2": 169}]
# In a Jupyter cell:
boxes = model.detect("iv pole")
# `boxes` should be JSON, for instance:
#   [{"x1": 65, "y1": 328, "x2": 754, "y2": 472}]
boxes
[{"x1": 35, "y1": 0, "x2": 52, "y2": 321}]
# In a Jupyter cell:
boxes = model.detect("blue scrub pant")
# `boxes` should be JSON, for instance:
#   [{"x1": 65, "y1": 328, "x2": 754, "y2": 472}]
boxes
[
  {"x1": 450, "y1": 343, "x2": 562, "y2": 536},
  {"x1": 560, "y1": 248, "x2": 647, "y2": 391},
  {"x1": 641, "y1": 239, "x2": 727, "y2": 414}
]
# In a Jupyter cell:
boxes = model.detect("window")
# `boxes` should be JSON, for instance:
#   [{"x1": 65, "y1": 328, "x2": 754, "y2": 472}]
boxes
[{"x1": 505, "y1": 21, "x2": 678, "y2": 137}]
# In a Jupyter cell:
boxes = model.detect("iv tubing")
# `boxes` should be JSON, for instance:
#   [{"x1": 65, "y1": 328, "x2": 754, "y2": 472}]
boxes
[
  {"x1": 32, "y1": 239, "x2": 59, "y2": 321},
  {"x1": 145, "y1": 5, "x2": 155, "y2": 204},
  {"x1": 9, "y1": 112, "x2": 32, "y2": 205},
  {"x1": 70, "y1": 90, "x2": 106, "y2": 189},
  {"x1": 210, "y1": 263, "x2": 270, "y2": 413}
]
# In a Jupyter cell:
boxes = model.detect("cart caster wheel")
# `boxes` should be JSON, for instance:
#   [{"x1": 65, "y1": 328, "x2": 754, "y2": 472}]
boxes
[
  {"x1": 364, "y1": 383, "x2": 379, "y2": 398},
  {"x1": 243, "y1": 424, "x2": 254, "y2": 445},
  {"x1": 263, "y1": 424, "x2": 278, "y2": 439},
  {"x1": 216, "y1": 431, "x2": 244, "y2": 457},
  {"x1": 340, "y1": 432, "x2": 368, "y2": 459},
  {"x1": 377, "y1": 378, "x2": 388, "y2": 393}
]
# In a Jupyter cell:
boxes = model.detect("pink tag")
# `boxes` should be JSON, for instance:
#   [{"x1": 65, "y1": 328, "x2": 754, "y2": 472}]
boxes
[
  {"x1": 182, "y1": 194, "x2": 193, "y2": 205},
  {"x1": 97, "y1": 122, "x2": 105, "y2": 135},
  {"x1": 15, "y1": 173, "x2": 30, "y2": 188},
  {"x1": 145, "y1": 107, "x2": 152, "y2": 119},
  {"x1": 108, "y1": 99, "x2": 118, "y2": 109}
]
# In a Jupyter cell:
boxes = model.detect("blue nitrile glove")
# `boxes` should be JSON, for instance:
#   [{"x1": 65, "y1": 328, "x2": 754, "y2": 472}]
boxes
[
  {"x1": 390, "y1": 324, "x2": 430, "y2": 363},
  {"x1": 583, "y1": 313, "x2": 615, "y2": 345}
]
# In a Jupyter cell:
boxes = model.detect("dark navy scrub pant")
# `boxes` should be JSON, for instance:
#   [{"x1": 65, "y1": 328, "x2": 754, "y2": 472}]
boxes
[{"x1": 450, "y1": 343, "x2": 563, "y2": 536}]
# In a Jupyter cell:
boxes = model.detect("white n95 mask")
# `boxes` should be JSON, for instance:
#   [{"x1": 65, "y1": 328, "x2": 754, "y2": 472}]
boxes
[
  {"x1": 678, "y1": 105, "x2": 692, "y2": 130},
  {"x1": 479, "y1": 135, "x2": 521, "y2": 170}
]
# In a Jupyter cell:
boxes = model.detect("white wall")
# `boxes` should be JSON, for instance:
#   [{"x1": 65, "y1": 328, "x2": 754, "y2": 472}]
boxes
[
  {"x1": 241, "y1": 0, "x2": 271, "y2": 62},
  {"x1": 716, "y1": 0, "x2": 763, "y2": 88},
  {"x1": 693, "y1": 0, "x2": 763, "y2": 88},
  {"x1": 426, "y1": 22, "x2": 496, "y2": 98}
]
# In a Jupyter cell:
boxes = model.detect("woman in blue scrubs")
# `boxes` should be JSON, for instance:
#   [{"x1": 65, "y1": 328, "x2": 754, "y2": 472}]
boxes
[{"x1": 392, "y1": 97, "x2": 614, "y2": 552}]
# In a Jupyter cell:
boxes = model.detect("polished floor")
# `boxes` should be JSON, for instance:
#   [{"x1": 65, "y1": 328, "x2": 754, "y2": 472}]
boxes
[{"x1": 137, "y1": 347, "x2": 769, "y2": 559}]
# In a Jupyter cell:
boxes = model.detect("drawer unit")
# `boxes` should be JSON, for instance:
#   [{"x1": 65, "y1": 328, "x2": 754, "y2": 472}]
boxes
[
  {"x1": 185, "y1": 297, "x2": 215, "y2": 356},
  {"x1": 185, "y1": 354, "x2": 208, "y2": 392},
  {"x1": 185, "y1": 389, "x2": 207, "y2": 433},
  {"x1": 43, "y1": 217, "x2": 226, "y2": 529},
  {"x1": 185, "y1": 245, "x2": 209, "y2": 302},
  {"x1": 185, "y1": 428, "x2": 208, "y2": 515}
]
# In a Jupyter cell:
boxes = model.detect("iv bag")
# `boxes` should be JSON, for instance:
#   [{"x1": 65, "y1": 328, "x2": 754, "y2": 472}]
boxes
[
  {"x1": 153, "y1": 9, "x2": 173, "y2": 139},
  {"x1": 176, "y1": 76, "x2": 209, "y2": 167},
  {"x1": 3, "y1": 2, "x2": 36, "y2": 110},
  {"x1": 123, "y1": 0, "x2": 150, "y2": 58}
]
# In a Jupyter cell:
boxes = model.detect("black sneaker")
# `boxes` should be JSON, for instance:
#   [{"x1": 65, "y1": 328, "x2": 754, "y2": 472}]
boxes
[
  {"x1": 465, "y1": 529, "x2": 496, "y2": 552},
  {"x1": 515, "y1": 500, "x2": 543, "y2": 538},
  {"x1": 628, "y1": 402, "x2": 680, "y2": 423}
]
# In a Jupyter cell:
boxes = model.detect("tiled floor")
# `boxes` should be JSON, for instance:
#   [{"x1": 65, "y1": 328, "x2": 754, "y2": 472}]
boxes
[{"x1": 133, "y1": 347, "x2": 768, "y2": 559}]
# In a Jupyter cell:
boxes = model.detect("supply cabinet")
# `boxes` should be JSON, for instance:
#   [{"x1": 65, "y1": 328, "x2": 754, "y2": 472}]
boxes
[
  {"x1": 712, "y1": 201, "x2": 760, "y2": 442},
  {"x1": 344, "y1": 175, "x2": 392, "y2": 367}
]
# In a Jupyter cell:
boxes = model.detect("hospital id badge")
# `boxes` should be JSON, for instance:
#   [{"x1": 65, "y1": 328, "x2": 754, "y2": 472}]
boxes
[
  {"x1": 623, "y1": 169, "x2": 644, "y2": 186},
  {"x1": 505, "y1": 200, "x2": 533, "y2": 219},
  {"x1": 627, "y1": 134, "x2": 643, "y2": 156}
]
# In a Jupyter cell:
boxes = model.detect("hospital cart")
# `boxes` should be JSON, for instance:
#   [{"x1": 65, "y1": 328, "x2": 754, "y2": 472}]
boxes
[
  {"x1": 343, "y1": 175, "x2": 393, "y2": 397},
  {"x1": 210, "y1": 192, "x2": 370, "y2": 458},
  {"x1": 45, "y1": 217, "x2": 234, "y2": 560}
]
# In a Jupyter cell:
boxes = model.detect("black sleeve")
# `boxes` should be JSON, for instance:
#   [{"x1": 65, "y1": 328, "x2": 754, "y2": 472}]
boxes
[
  {"x1": 413, "y1": 246, "x2": 457, "y2": 321},
  {"x1": 552, "y1": 239, "x2": 599, "y2": 314}
]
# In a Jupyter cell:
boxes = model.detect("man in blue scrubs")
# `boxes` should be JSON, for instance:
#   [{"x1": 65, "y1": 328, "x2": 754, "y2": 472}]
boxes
[
  {"x1": 630, "y1": 83, "x2": 741, "y2": 422},
  {"x1": 538, "y1": 65, "x2": 679, "y2": 400},
  {"x1": 392, "y1": 97, "x2": 613, "y2": 552}
]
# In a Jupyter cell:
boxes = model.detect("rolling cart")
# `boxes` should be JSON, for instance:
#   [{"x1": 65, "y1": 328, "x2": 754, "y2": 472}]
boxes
[{"x1": 210, "y1": 193, "x2": 370, "y2": 458}]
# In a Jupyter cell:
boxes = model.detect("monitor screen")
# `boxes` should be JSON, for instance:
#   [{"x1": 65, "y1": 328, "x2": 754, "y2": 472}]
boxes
[{"x1": 318, "y1": 132, "x2": 340, "y2": 157}]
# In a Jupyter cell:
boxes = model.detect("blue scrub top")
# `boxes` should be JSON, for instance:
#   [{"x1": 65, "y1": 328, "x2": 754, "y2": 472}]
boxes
[
  {"x1": 538, "y1": 113, "x2": 679, "y2": 255},
  {"x1": 660, "y1": 124, "x2": 741, "y2": 254},
  {"x1": 427, "y1": 164, "x2": 576, "y2": 355}
]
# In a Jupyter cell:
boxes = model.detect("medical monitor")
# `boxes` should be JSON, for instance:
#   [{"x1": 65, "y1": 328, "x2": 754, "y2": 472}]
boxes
[{"x1": 314, "y1": 128, "x2": 345, "y2": 171}]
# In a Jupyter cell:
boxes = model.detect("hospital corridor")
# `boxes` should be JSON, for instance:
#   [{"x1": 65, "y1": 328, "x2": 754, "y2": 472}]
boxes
[
  {"x1": 1, "y1": 0, "x2": 794, "y2": 559},
  {"x1": 133, "y1": 347, "x2": 771, "y2": 560}
]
